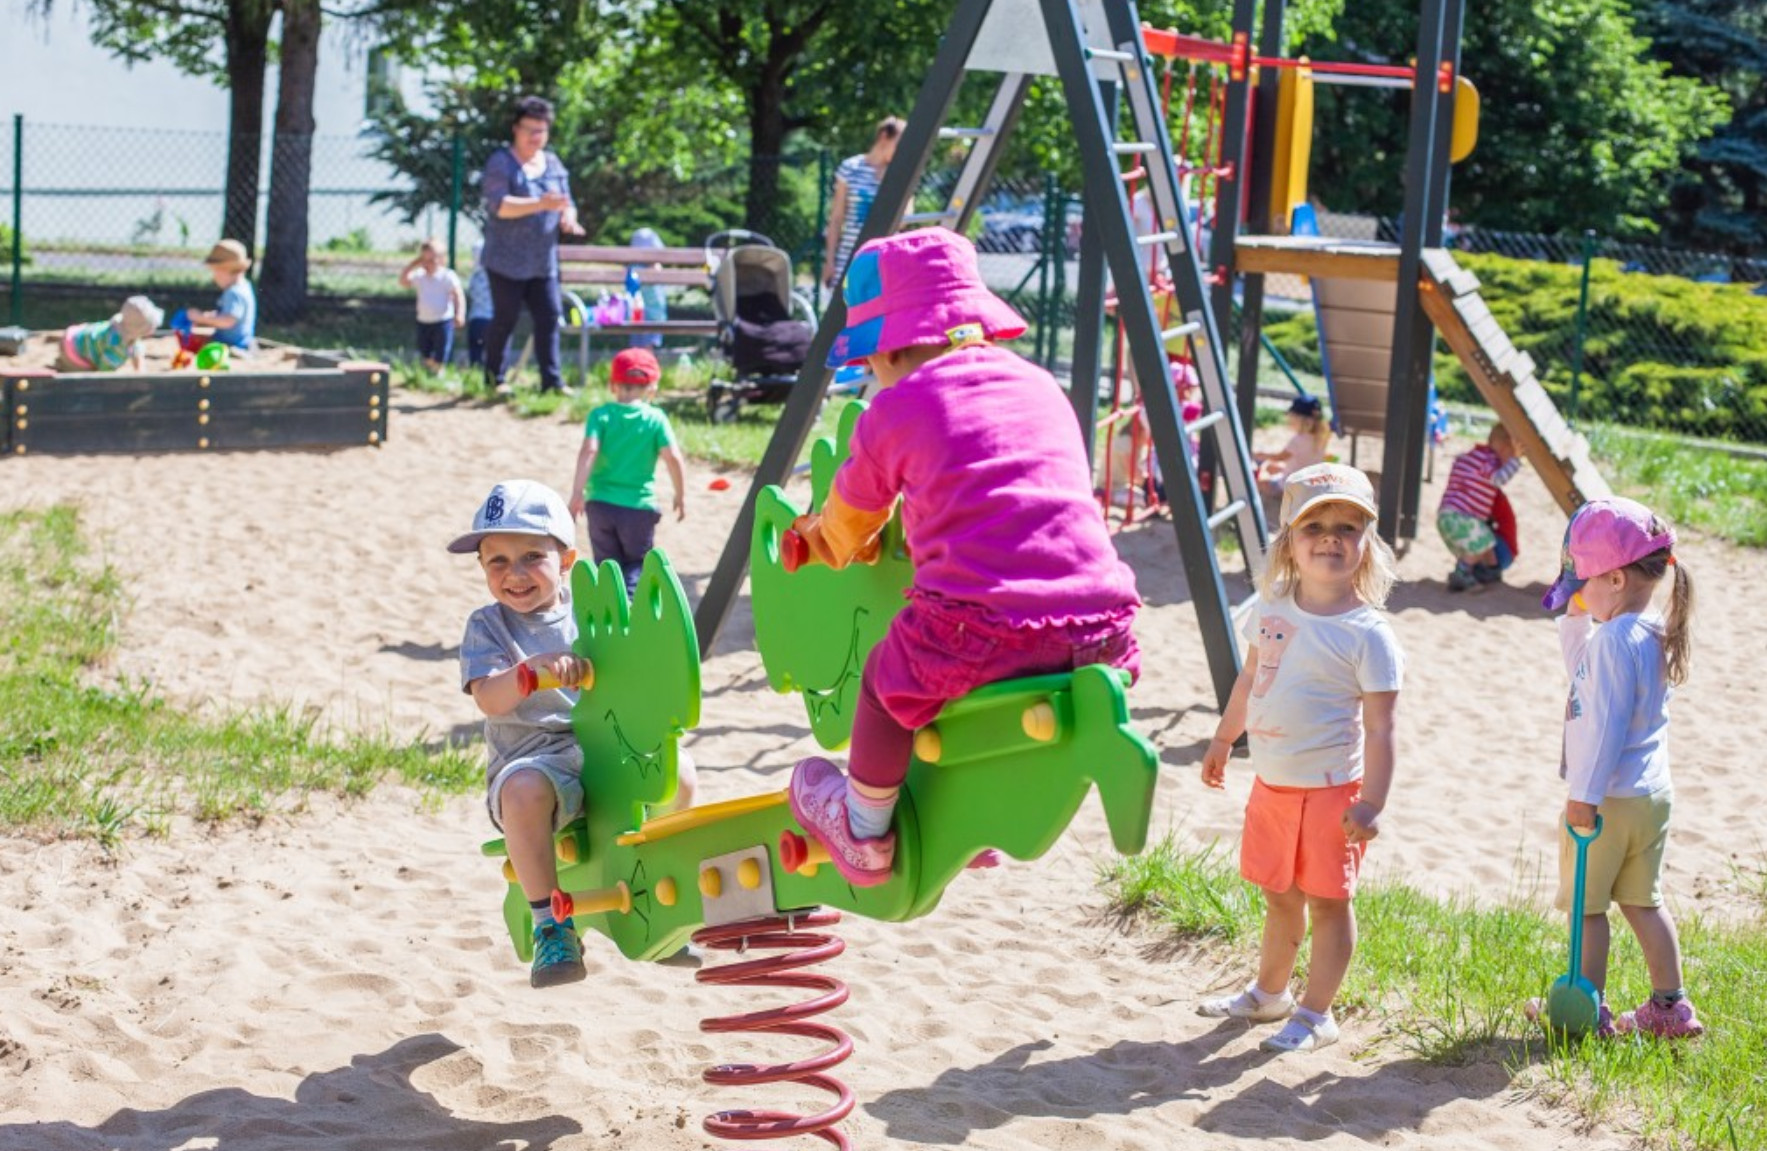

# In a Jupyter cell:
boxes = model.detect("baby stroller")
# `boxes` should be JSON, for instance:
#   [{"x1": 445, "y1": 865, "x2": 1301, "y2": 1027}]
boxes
[{"x1": 704, "y1": 230, "x2": 818, "y2": 423}]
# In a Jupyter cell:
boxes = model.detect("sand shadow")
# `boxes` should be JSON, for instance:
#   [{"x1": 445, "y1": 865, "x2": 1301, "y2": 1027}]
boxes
[
  {"x1": 1389, "y1": 575, "x2": 1551, "y2": 620},
  {"x1": 0, "y1": 1034, "x2": 579, "y2": 1151},
  {"x1": 378, "y1": 639, "x2": 460, "y2": 663},
  {"x1": 866, "y1": 1031, "x2": 1266, "y2": 1143}
]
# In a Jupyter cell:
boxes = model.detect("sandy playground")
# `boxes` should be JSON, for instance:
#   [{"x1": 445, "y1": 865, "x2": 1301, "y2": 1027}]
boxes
[{"x1": 1, "y1": 386, "x2": 1762, "y2": 1150}]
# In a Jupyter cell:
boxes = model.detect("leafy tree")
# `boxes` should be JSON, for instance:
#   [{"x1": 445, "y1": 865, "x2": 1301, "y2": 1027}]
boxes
[
  {"x1": 260, "y1": 0, "x2": 321, "y2": 320},
  {"x1": 1636, "y1": 0, "x2": 1767, "y2": 254},
  {"x1": 1303, "y1": 0, "x2": 1728, "y2": 236},
  {"x1": 31, "y1": 0, "x2": 276, "y2": 252}
]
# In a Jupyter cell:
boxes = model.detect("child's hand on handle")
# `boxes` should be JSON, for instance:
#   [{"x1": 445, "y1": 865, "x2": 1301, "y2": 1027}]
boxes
[
  {"x1": 1200, "y1": 737, "x2": 1233, "y2": 789},
  {"x1": 781, "y1": 513, "x2": 882, "y2": 574},
  {"x1": 1342, "y1": 800, "x2": 1382, "y2": 844},
  {"x1": 515, "y1": 652, "x2": 593, "y2": 697},
  {"x1": 1564, "y1": 799, "x2": 1599, "y2": 835}
]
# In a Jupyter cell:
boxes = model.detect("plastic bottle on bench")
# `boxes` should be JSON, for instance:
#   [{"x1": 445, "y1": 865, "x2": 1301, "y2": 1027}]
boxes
[{"x1": 624, "y1": 266, "x2": 645, "y2": 324}]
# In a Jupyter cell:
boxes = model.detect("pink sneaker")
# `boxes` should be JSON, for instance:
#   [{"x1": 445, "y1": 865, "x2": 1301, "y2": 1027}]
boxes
[
  {"x1": 1615, "y1": 997, "x2": 1704, "y2": 1039},
  {"x1": 967, "y1": 848, "x2": 1004, "y2": 870},
  {"x1": 788, "y1": 757, "x2": 895, "y2": 887}
]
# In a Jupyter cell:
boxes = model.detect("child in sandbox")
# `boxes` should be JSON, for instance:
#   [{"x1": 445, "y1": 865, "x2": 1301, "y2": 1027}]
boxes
[
  {"x1": 781, "y1": 227, "x2": 1142, "y2": 887},
  {"x1": 185, "y1": 239, "x2": 258, "y2": 353},
  {"x1": 451, "y1": 479, "x2": 697, "y2": 988},
  {"x1": 55, "y1": 295, "x2": 162, "y2": 372}
]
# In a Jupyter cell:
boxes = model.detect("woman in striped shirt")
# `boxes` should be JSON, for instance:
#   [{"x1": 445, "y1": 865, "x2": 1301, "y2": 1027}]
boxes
[{"x1": 823, "y1": 117, "x2": 905, "y2": 289}]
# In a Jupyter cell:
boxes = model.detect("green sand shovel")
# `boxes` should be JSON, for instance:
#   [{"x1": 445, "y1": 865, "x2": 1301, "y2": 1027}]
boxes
[{"x1": 1548, "y1": 816, "x2": 1604, "y2": 1036}]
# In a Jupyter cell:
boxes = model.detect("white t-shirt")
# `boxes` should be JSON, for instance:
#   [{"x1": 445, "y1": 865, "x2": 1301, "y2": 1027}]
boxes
[
  {"x1": 411, "y1": 266, "x2": 463, "y2": 323},
  {"x1": 1242, "y1": 594, "x2": 1404, "y2": 788},
  {"x1": 1558, "y1": 612, "x2": 1672, "y2": 805}
]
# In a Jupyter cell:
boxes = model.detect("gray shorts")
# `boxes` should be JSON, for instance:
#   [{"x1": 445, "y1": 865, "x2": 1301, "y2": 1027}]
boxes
[{"x1": 486, "y1": 752, "x2": 586, "y2": 833}]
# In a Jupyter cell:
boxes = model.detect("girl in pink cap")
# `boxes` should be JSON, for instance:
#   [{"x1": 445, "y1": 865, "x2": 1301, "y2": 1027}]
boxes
[
  {"x1": 1534, "y1": 496, "x2": 1702, "y2": 1039},
  {"x1": 787, "y1": 226, "x2": 1142, "y2": 886}
]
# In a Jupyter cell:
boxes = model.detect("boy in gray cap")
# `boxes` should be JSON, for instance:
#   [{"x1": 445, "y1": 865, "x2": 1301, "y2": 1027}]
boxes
[{"x1": 451, "y1": 479, "x2": 697, "y2": 986}]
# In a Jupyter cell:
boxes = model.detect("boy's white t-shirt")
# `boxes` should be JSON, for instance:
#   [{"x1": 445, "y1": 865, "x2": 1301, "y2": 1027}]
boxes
[
  {"x1": 411, "y1": 266, "x2": 463, "y2": 323},
  {"x1": 1242, "y1": 593, "x2": 1404, "y2": 788}
]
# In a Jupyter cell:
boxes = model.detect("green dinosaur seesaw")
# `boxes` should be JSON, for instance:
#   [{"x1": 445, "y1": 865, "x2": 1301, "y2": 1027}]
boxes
[{"x1": 482, "y1": 401, "x2": 1160, "y2": 959}]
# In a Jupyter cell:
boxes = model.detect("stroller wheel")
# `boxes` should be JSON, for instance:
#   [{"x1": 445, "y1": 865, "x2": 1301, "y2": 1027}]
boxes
[{"x1": 708, "y1": 383, "x2": 743, "y2": 425}]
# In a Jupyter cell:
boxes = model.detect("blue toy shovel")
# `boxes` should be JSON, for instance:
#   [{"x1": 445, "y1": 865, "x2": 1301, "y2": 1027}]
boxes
[{"x1": 1547, "y1": 816, "x2": 1604, "y2": 1036}]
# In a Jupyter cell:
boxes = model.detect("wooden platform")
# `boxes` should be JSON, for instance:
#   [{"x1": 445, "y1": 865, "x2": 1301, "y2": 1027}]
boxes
[
  {"x1": 1236, "y1": 236, "x2": 1609, "y2": 515},
  {"x1": 2, "y1": 347, "x2": 391, "y2": 456}
]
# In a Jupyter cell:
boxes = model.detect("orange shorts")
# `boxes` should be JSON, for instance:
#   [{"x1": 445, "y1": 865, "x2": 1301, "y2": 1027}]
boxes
[{"x1": 1239, "y1": 777, "x2": 1366, "y2": 899}]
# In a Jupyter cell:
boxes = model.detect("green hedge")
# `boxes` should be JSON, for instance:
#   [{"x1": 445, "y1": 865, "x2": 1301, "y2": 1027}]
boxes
[{"x1": 1263, "y1": 252, "x2": 1767, "y2": 445}]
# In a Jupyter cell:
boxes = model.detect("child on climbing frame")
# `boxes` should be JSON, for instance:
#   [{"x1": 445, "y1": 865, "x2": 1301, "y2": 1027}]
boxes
[
  {"x1": 1198, "y1": 463, "x2": 1403, "y2": 1053},
  {"x1": 784, "y1": 226, "x2": 1142, "y2": 887},
  {"x1": 451, "y1": 479, "x2": 697, "y2": 988}
]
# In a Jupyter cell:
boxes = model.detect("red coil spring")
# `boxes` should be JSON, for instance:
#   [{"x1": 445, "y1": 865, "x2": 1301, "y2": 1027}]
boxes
[{"x1": 693, "y1": 910, "x2": 855, "y2": 1147}]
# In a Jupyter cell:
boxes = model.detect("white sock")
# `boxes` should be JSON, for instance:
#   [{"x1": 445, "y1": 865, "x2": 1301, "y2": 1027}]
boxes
[
  {"x1": 1248, "y1": 983, "x2": 1286, "y2": 1005},
  {"x1": 845, "y1": 787, "x2": 896, "y2": 839},
  {"x1": 530, "y1": 898, "x2": 556, "y2": 929},
  {"x1": 1294, "y1": 1005, "x2": 1331, "y2": 1027}
]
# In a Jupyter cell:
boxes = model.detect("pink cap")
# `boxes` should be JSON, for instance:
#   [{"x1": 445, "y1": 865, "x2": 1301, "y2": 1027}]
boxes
[
  {"x1": 1542, "y1": 497, "x2": 1675, "y2": 611},
  {"x1": 826, "y1": 227, "x2": 1027, "y2": 367}
]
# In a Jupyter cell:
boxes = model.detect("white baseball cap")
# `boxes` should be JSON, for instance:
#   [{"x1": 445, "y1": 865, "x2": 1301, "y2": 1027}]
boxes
[
  {"x1": 1278, "y1": 462, "x2": 1379, "y2": 528},
  {"x1": 447, "y1": 479, "x2": 574, "y2": 554}
]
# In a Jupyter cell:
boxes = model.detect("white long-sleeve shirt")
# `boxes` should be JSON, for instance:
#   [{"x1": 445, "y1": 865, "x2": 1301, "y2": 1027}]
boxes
[{"x1": 1558, "y1": 612, "x2": 1673, "y2": 805}]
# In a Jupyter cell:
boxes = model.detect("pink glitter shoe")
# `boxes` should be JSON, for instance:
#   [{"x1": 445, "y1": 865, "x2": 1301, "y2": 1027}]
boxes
[
  {"x1": 1615, "y1": 997, "x2": 1704, "y2": 1039},
  {"x1": 788, "y1": 757, "x2": 895, "y2": 887}
]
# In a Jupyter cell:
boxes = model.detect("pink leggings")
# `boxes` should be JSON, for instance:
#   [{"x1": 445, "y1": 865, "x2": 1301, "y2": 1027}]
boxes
[{"x1": 847, "y1": 596, "x2": 1139, "y2": 791}]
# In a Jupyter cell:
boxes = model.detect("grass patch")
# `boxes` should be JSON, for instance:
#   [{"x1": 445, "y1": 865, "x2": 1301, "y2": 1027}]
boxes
[
  {"x1": 1104, "y1": 834, "x2": 1767, "y2": 1150},
  {"x1": 1585, "y1": 425, "x2": 1767, "y2": 549},
  {"x1": 0, "y1": 506, "x2": 480, "y2": 843}
]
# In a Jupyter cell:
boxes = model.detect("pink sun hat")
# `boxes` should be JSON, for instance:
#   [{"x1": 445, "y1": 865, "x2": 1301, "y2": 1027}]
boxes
[
  {"x1": 825, "y1": 227, "x2": 1027, "y2": 368},
  {"x1": 1542, "y1": 496, "x2": 1676, "y2": 611}
]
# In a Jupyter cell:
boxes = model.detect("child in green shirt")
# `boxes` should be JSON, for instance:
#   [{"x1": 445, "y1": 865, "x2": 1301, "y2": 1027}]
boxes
[{"x1": 568, "y1": 348, "x2": 687, "y2": 594}]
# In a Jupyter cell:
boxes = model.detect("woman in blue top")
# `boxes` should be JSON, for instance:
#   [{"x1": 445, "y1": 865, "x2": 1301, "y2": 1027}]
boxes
[{"x1": 481, "y1": 96, "x2": 584, "y2": 394}]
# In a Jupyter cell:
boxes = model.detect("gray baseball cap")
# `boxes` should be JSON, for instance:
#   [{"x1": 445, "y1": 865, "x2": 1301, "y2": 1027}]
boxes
[{"x1": 447, "y1": 479, "x2": 575, "y2": 554}]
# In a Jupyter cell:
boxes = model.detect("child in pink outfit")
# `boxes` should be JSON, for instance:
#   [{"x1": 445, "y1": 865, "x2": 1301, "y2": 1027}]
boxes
[{"x1": 786, "y1": 227, "x2": 1142, "y2": 887}]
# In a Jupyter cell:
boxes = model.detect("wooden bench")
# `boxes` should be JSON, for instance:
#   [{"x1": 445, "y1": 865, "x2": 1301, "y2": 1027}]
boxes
[{"x1": 515, "y1": 244, "x2": 723, "y2": 385}]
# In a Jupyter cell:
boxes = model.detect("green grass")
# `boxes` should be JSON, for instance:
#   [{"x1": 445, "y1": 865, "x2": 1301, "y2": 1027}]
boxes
[
  {"x1": 1104, "y1": 835, "x2": 1767, "y2": 1150},
  {"x1": 1584, "y1": 425, "x2": 1767, "y2": 549},
  {"x1": 0, "y1": 506, "x2": 481, "y2": 843}
]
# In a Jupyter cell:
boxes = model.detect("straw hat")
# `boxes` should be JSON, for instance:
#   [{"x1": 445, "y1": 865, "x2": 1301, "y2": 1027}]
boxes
[{"x1": 203, "y1": 239, "x2": 252, "y2": 270}]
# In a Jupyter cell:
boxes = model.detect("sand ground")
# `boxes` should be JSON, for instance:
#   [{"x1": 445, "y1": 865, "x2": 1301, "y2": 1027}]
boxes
[{"x1": 1, "y1": 386, "x2": 1760, "y2": 1149}]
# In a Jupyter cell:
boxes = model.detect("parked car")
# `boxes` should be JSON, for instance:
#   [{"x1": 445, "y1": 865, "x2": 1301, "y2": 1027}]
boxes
[{"x1": 975, "y1": 198, "x2": 1084, "y2": 256}]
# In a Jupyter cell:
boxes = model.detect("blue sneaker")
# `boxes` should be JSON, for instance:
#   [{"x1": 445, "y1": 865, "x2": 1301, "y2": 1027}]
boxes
[{"x1": 530, "y1": 916, "x2": 587, "y2": 989}]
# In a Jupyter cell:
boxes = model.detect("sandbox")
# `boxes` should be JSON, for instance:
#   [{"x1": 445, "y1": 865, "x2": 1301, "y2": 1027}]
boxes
[{"x1": 1, "y1": 331, "x2": 391, "y2": 455}]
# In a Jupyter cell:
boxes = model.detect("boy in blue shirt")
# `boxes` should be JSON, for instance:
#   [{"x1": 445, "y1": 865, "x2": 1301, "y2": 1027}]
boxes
[
  {"x1": 567, "y1": 349, "x2": 687, "y2": 595},
  {"x1": 187, "y1": 239, "x2": 257, "y2": 351}
]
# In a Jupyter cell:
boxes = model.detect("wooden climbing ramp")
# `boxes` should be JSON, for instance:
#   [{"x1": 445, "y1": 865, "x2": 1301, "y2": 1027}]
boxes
[{"x1": 1235, "y1": 235, "x2": 1610, "y2": 515}]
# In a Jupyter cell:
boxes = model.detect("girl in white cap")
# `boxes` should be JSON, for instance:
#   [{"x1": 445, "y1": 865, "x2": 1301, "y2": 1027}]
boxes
[{"x1": 1198, "y1": 462, "x2": 1403, "y2": 1053}]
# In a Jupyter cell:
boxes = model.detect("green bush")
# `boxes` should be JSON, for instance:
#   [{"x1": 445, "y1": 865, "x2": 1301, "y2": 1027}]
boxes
[
  {"x1": 0, "y1": 221, "x2": 26, "y2": 265},
  {"x1": 1262, "y1": 252, "x2": 1767, "y2": 444}
]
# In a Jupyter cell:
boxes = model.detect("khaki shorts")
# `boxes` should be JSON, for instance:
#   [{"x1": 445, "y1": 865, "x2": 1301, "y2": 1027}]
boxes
[
  {"x1": 1555, "y1": 791, "x2": 1672, "y2": 915},
  {"x1": 1240, "y1": 778, "x2": 1366, "y2": 900},
  {"x1": 487, "y1": 752, "x2": 587, "y2": 833}
]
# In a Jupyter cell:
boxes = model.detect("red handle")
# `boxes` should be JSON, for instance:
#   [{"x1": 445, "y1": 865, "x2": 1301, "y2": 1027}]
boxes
[
  {"x1": 780, "y1": 528, "x2": 810, "y2": 574},
  {"x1": 516, "y1": 664, "x2": 538, "y2": 697},
  {"x1": 550, "y1": 888, "x2": 573, "y2": 922}
]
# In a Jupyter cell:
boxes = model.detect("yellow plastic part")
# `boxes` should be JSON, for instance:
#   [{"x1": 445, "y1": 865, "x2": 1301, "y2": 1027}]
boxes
[
  {"x1": 914, "y1": 726, "x2": 943, "y2": 764},
  {"x1": 655, "y1": 876, "x2": 678, "y2": 907},
  {"x1": 1269, "y1": 62, "x2": 1315, "y2": 234},
  {"x1": 1022, "y1": 701, "x2": 1058, "y2": 742},
  {"x1": 501, "y1": 858, "x2": 517, "y2": 883},
  {"x1": 617, "y1": 790, "x2": 788, "y2": 846},
  {"x1": 566, "y1": 880, "x2": 632, "y2": 917},
  {"x1": 699, "y1": 867, "x2": 723, "y2": 899},
  {"x1": 1451, "y1": 76, "x2": 1480, "y2": 163},
  {"x1": 556, "y1": 836, "x2": 580, "y2": 864},
  {"x1": 736, "y1": 857, "x2": 763, "y2": 890}
]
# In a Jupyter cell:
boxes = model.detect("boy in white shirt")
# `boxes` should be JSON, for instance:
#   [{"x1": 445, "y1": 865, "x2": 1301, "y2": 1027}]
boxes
[{"x1": 400, "y1": 237, "x2": 467, "y2": 370}]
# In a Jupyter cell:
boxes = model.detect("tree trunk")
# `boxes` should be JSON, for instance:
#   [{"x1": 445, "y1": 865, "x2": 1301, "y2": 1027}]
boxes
[
  {"x1": 745, "y1": 64, "x2": 790, "y2": 233},
  {"x1": 221, "y1": 2, "x2": 273, "y2": 253},
  {"x1": 260, "y1": 0, "x2": 321, "y2": 322}
]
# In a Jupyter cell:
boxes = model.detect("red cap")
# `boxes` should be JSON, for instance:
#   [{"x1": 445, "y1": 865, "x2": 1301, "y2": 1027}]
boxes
[{"x1": 609, "y1": 347, "x2": 661, "y2": 386}]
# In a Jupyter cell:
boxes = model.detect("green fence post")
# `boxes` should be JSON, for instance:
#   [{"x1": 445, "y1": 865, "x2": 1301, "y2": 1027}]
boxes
[
  {"x1": 812, "y1": 148, "x2": 830, "y2": 314},
  {"x1": 9, "y1": 114, "x2": 21, "y2": 327},
  {"x1": 448, "y1": 132, "x2": 464, "y2": 270},
  {"x1": 1569, "y1": 229, "x2": 1595, "y2": 427}
]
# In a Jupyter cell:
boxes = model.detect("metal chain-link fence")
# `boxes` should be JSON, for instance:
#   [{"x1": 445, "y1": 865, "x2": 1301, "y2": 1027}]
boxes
[{"x1": 4, "y1": 116, "x2": 1764, "y2": 451}]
